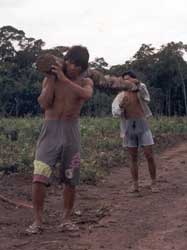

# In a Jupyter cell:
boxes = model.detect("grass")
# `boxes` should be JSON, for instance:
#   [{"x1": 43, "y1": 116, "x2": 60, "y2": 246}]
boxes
[{"x1": 0, "y1": 116, "x2": 187, "y2": 184}]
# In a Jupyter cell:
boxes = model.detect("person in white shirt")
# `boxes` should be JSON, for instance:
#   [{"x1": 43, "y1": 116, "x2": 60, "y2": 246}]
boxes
[{"x1": 113, "y1": 70, "x2": 158, "y2": 194}]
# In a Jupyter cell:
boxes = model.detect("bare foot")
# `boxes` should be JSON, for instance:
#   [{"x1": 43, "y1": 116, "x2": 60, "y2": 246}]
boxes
[
  {"x1": 59, "y1": 221, "x2": 79, "y2": 231},
  {"x1": 128, "y1": 182, "x2": 139, "y2": 193},
  {"x1": 127, "y1": 185, "x2": 141, "y2": 197},
  {"x1": 26, "y1": 222, "x2": 43, "y2": 234}
]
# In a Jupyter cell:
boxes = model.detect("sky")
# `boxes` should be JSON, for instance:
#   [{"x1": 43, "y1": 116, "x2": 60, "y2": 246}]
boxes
[{"x1": 0, "y1": 0, "x2": 187, "y2": 65}]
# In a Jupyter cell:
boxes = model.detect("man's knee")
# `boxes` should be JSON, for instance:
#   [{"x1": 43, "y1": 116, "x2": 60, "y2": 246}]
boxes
[
  {"x1": 145, "y1": 152, "x2": 154, "y2": 161},
  {"x1": 129, "y1": 152, "x2": 138, "y2": 163},
  {"x1": 33, "y1": 160, "x2": 52, "y2": 186},
  {"x1": 64, "y1": 182, "x2": 76, "y2": 190}
]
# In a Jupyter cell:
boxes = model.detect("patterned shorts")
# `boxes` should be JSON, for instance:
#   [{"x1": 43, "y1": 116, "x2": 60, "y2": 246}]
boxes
[{"x1": 33, "y1": 119, "x2": 80, "y2": 186}]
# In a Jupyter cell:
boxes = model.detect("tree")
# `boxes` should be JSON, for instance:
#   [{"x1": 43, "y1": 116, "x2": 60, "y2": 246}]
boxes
[
  {"x1": 89, "y1": 57, "x2": 109, "y2": 74},
  {"x1": 152, "y1": 42, "x2": 187, "y2": 115}
]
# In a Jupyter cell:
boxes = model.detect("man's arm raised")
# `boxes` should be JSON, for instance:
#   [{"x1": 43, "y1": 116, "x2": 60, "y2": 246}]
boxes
[
  {"x1": 52, "y1": 64, "x2": 93, "y2": 100},
  {"x1": 37, "y1": 75, "x2": 56, "y2": 110}
]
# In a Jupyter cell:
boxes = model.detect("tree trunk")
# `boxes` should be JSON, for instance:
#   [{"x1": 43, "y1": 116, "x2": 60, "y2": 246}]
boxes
[
  {"x1": 177, "y1": 62, "x2": 187, "y2": 115},
  {"x1": 167, "y1": 88, "x2": 171, "y2": 116}
]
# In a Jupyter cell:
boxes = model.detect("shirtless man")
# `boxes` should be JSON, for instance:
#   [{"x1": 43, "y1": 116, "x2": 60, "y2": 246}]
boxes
[
  {"x1": 119, "y1": 71, "x2": 158, "y2": 194},
  {"x1": 27, "y1": 45, "x2": 94, "y2": 233}
]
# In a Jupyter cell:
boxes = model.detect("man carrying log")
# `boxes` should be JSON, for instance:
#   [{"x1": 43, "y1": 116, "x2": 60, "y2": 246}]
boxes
[
  {"x1": 117, "y1": 71, "x2": 159, "y2": 195},
  {"x1": 27, "y1": 45, "x2": 94, "y2": 233}
]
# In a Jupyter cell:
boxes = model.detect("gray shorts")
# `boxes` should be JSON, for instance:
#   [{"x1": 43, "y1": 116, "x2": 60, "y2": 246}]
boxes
[
  {"x1": 33, "y1": 119, "x2": 80, "y2": 186},
  {"x1": 122, "y1": 118, "x2": 154, "y2": 148}
]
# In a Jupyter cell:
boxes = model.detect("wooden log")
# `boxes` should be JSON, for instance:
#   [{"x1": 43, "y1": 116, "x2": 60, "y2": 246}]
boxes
[{"x1": 0, "y1": 194, "x2": 33, "y2": 209}]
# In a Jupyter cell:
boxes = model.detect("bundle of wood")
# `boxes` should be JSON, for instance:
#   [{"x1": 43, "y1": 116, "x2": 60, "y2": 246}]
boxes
[{"x1": 87, "y1": 69, "x2": 131, "y2": 91}]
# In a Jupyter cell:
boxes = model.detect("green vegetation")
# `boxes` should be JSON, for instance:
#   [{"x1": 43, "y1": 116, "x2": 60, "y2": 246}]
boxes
[
  {"x1": 0, "y1": 117, "x2": 186, "y2": 184},
  {"x1": 0, "y1": 25, "x2": 187, "y2": 117}
]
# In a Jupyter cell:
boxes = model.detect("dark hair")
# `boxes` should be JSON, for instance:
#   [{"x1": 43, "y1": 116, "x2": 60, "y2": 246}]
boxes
[
  {"x1": 64, "y1": 45, "x2": 89, "y2": 73},
  {"x1": 122, "y1": 70, "x2": 137, "y2": 79}
]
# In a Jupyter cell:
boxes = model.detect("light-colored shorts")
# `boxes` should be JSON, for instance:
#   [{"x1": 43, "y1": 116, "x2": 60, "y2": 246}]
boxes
[
  {"x1": 121, "y1": 118, "x2": 154, "y2": 148},
  {"x1": 33, "y1": 119, "x2": 80, "y2": 186}
]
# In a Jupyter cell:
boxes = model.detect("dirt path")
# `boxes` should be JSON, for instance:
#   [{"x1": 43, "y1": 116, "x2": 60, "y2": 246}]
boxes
[{"x1": 0, "y1": 140, "x2": 187, "y2": 250}]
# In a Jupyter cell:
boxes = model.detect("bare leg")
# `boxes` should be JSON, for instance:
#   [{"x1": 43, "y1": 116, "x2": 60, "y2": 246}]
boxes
[
  {"x1": 62, "y1": 184, "x2": 76, "y2": 222},
  {"x1": 32, "y1": 182, "x2": 46, "y2": 226},
  {"x1": 128, "y1": 147, "x2": 139, "y2": 192},
  {"x1": 143, "y1": 145, "x2": 156, "y2": 182},
  {"x1": 143, "y1": 145, "x2": 159, "y2": 192}
]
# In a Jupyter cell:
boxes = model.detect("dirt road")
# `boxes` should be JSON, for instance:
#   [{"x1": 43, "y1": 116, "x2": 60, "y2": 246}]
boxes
[{"x1": 0, "y1": 140, "x2": 187, "y2": 250}]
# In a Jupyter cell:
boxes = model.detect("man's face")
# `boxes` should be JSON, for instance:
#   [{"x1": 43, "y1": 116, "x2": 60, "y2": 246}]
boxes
[
  {"x1": 65, "y1": 60, "x2": 81, "y2": 79},
  {"x1": 123, "y1": 75, "x2": 133, "y2": 84},
  {"x1": 123, "y1": 75, "x2": 138, "y2": 84}
]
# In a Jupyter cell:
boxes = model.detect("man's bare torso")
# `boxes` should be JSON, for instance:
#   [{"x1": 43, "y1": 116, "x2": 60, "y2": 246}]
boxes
[
  {"x1": 45, "y1": 77, "x2": 90, "y2": 120},
  {"x1": 122, "y1": 91, "x2": 144, "y2": 119}
]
